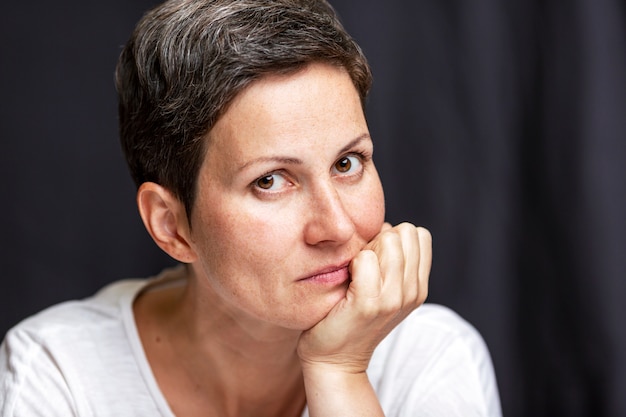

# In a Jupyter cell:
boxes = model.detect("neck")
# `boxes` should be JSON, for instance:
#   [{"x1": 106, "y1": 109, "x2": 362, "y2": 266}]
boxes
[
  {"x1": 135, "y1": 266, "x2": 306, "y2": 417},
  {"x1": 181, "y1": 264, "x2": 303, "y2": 361}
]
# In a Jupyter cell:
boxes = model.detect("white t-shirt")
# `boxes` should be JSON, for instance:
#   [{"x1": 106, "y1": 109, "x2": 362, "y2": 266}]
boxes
[{"x1": 0, "y1": 268, "x2": 501, "y2": 416}]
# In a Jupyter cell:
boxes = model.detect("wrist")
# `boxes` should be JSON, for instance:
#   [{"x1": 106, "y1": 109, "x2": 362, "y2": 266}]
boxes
[
  {"x1": 299, "y1": 352, "x2": 372, "y2": 376},
  {"x1": 301, "y1": 364, "x2": 384, "y2": 417}
]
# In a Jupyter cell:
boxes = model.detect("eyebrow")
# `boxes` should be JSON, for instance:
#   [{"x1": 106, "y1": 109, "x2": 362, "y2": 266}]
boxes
[
  {"x1": 337, "y1": 133, "x2": 371, "y2": 156},
  {"x1": 236, "y1": 133, "x2": 371, "y2": 173}
]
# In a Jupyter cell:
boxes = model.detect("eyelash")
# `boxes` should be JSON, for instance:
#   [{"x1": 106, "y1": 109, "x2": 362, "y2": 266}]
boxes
[{"x1": 250, "y1": 150, "x2": 371, "y2": 196}]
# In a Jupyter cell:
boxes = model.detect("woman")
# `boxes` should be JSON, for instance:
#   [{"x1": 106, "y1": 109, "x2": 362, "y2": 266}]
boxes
[{"x1": 0, "y1": 0, "x2": 501, "y2": 416}]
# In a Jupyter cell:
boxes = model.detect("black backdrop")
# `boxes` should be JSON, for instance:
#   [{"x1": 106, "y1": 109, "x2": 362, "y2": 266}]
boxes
[{"x1": 1, "y1": 1, "x2": 624, "y2": 416}]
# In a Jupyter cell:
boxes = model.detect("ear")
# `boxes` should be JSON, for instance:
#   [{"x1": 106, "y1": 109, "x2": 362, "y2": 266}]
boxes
[{"x1": 136, "y1": 182, "x2": 197, "y2": 264}]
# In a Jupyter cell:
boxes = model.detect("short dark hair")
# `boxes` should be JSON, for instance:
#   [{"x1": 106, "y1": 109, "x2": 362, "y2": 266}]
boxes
[{"x1": 115, "y1": 0, "x2": 372, "y2": 219}]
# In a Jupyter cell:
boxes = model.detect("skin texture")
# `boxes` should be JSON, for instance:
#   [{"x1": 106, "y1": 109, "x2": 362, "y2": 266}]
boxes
[{"x1": 134, "y1": 62, "x2": 431, "y2": 417}]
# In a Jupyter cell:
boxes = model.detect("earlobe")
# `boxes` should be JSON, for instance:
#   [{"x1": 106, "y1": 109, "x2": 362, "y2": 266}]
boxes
[{"x1": 136, "y1": 182, "x2": 197, "y2": 264}]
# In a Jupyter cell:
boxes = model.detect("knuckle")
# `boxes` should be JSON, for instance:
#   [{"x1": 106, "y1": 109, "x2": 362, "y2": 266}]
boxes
[
  {"x1": 417, "y1": 226, "x2": 432, "y2": 245},
  {"x1": 380, "y1": 230, "x2": 401, "y2": 246},
  {"x1": 357, "y1": 298, "x2": 381, "y2": 318},
  {"x1": 397, "y1": 222, "x2": 417, "y2": 234},
  {"x1": 381, "y1": 291, "x2": 404, "y2": 315},
  {"x1": 399, "y1": 222, "x2": 419, "y2": 237},
  {"x1": 353, "y1": 249, "x2": 377, "y2": 267}
]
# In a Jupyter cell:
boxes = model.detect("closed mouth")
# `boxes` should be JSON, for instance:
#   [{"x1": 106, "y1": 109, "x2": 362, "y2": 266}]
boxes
[{"x1": 298, "y1": 262, "x2": 351, "y2": 284}]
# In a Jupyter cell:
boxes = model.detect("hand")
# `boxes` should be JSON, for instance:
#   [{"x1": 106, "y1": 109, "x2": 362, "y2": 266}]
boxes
[{"x1": 297, "y1": 222, "x2": 432, "y2": 374}]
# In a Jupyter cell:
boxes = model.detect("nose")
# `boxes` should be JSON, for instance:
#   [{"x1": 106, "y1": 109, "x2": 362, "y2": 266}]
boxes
[{"x1": 303, "y1": 181, "x2": 356, "y2": 246}]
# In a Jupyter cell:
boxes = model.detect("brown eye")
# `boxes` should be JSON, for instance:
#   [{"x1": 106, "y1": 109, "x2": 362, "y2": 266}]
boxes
[
  {"x1": 256, "y1": 175, "x2": 274, "y2": 189},
  {"x1": 335, "y1": 157, "x2": 352, "y2": 173},
  {"x1": 253, "y1": 172, "x2": 291, "y2": 193}
]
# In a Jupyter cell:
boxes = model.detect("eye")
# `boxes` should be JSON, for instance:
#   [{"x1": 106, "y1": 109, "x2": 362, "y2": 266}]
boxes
[
  {"x1": 254, "y1": 172, "x2": 290, "y2": 191},
  {"x1": 333, "y1": 155, "x2": 362, "y2": 175}
]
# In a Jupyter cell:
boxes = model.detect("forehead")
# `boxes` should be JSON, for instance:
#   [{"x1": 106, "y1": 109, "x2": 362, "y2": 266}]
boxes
[{"x1": 204, "y1": 62, "x2": 367, "y2": 167}]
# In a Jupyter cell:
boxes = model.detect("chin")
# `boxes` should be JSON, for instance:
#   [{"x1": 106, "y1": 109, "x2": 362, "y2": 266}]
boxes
[{"x1": 295, "y1": 287, "x2": 348, "y2": 330}]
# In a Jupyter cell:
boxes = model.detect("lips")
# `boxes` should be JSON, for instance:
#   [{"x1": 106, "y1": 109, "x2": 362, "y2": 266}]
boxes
[{"x1": 298, "y1": 262, "x2": 351, "y2": 285}]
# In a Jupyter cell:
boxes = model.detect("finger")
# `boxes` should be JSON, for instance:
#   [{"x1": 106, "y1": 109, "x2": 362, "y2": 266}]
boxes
[
  {"x1": 416, "y1": 227, "x2": 432, "y2": 304},
  {"x1": 380, "y1": 222, "x2": 393, "y2": 232},
  {"x1": 393, "y1": 223, "x2": 420, "y2": 301},
  {"x1": 375, "y1": 230, "x2": 405, "y2": 289},
  {"x1": 394, "y1": 223, "x2": 420, "y2": 278},
  {"x1": 348, "y1": 249, "x2": 383, "y2": 301},
  {"x1": 361, "y1": 229, "x2": 406, "y2": 318}
]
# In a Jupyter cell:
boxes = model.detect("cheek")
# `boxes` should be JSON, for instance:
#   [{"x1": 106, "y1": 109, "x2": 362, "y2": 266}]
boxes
[
  {"x1": 351, "y1": 175, "x2": 386, "y2": 241},
  {"x1": 193, "y1": 201, "x2": 294, "y2": 271}
]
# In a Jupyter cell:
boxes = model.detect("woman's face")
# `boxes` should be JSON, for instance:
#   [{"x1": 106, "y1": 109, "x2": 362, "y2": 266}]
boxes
[{"x1": 188, "y1": 62, "x2": 385, "y2": 331}]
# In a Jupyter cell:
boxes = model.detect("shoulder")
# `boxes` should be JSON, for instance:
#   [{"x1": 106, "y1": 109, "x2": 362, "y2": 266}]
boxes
[
  {"x1": 2, "y1": 279, "x2": 145, "y2": 350},
  {"x1": 370, "y1": 303, "x2": 502, "y2": 417},
  {"x1": 0, "y1": 279, "x2": 147, "y2": 416}
]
